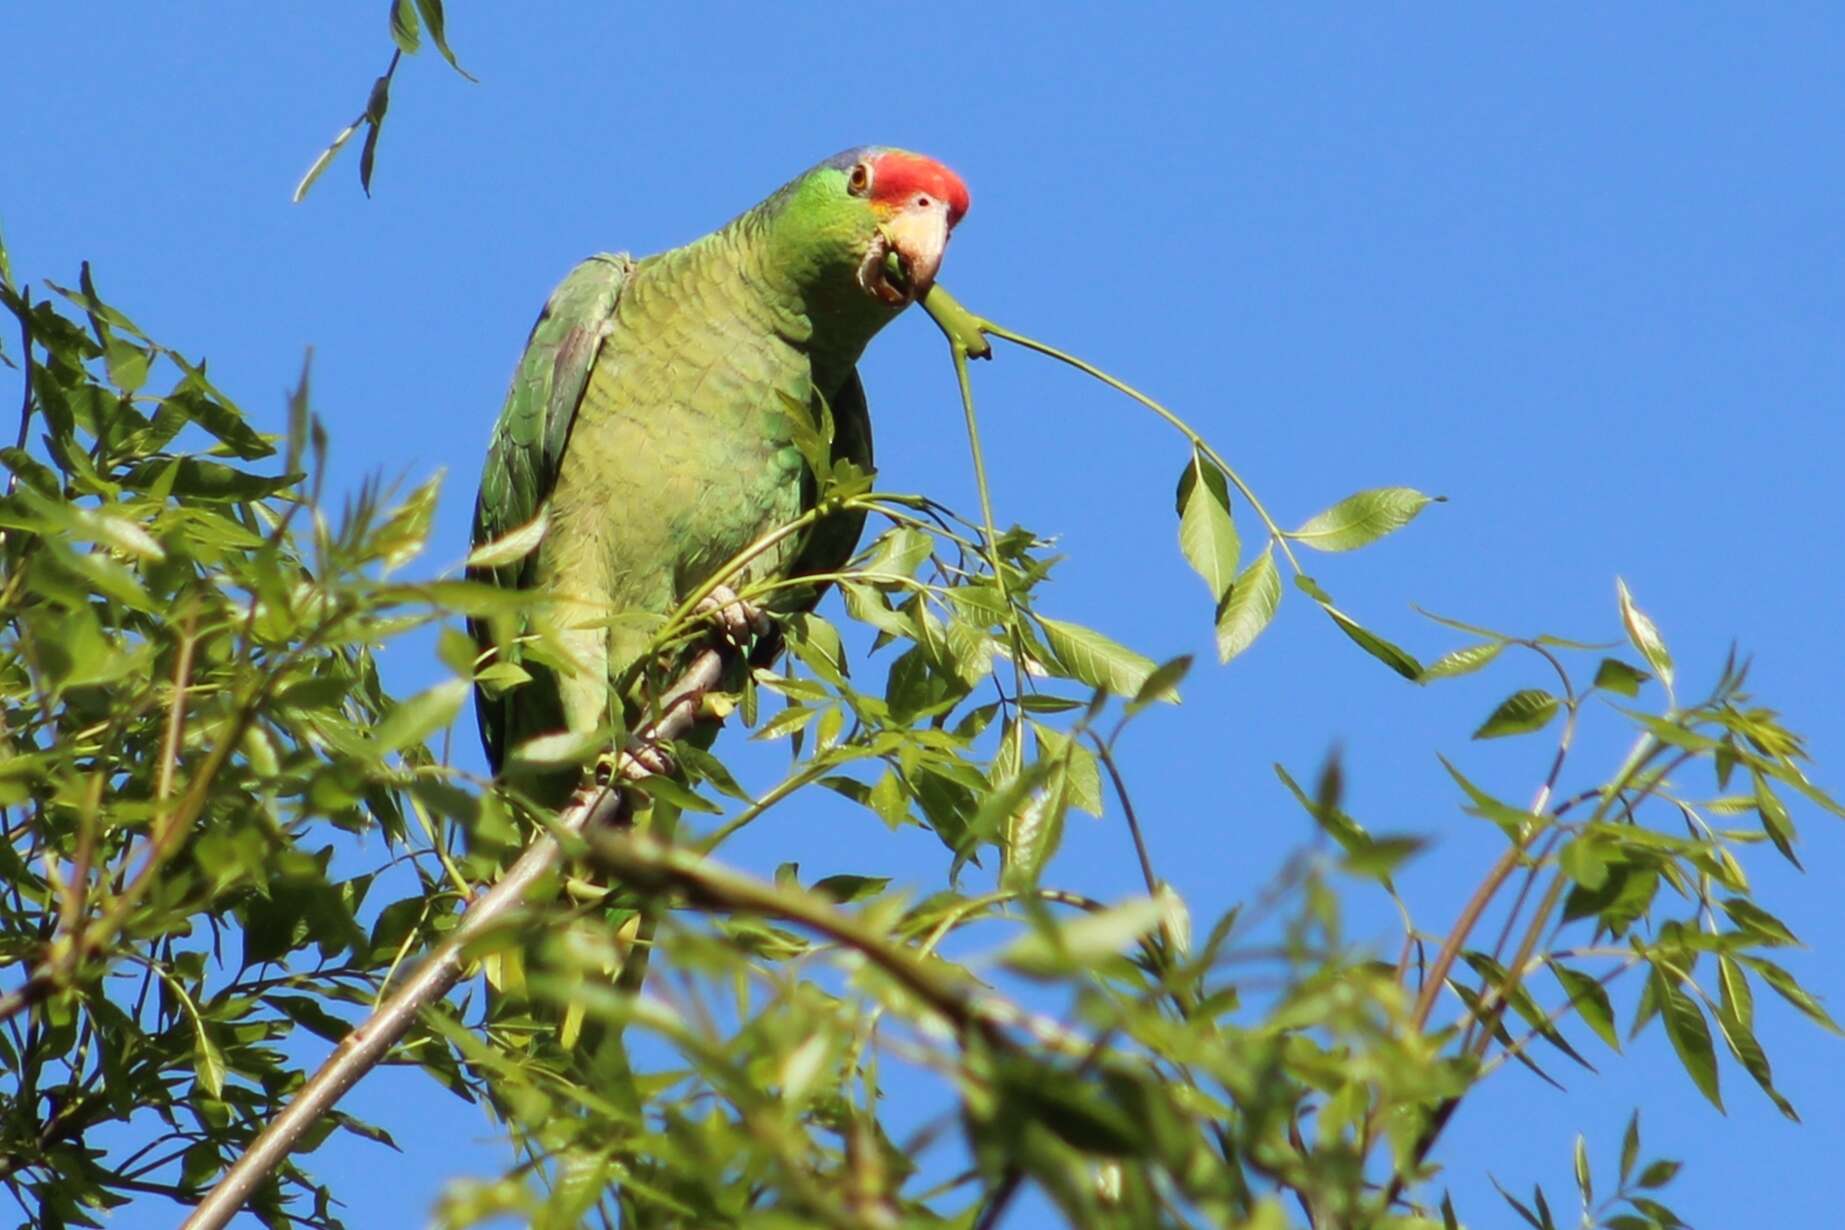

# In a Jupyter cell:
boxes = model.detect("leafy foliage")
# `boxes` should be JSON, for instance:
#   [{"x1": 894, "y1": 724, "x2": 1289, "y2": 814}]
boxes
[{"x1": 3, "y1": 71, "x2": 1842, "y2": 1230}]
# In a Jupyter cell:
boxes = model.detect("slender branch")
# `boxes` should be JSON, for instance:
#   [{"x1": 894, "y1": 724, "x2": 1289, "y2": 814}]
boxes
[
  {"x1": 584, "y1": 825, "x2": 999, "y2": 1046},
  {"x1": 972, "y1": 1171, "x2": 1024, "y2": 1230},
  {"x1": 181, "y1": 647, "x2": 729, "y2": 1230},
  {"x1": 1091, "y1": 736, "x2": 1160, "y2": 899}
]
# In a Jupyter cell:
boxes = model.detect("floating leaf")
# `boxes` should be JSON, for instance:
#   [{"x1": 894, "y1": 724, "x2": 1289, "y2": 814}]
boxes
[{"x1": 1289, "y1": 487, "x2": 1436, "y2": 552}]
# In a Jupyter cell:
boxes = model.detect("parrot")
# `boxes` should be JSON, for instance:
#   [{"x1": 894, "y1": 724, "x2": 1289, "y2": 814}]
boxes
[{"x1": 469, "y1": 148, "x2": 971, "y2": 802}]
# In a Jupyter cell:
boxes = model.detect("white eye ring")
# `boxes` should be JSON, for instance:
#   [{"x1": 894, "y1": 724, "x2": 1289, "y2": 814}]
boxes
[{"x1": 847, "y1": 161, "x2": 873, "y2": 197}]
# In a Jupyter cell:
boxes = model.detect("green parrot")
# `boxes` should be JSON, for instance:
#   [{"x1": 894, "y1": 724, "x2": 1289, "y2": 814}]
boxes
[{"x1": 470, "y1": 148, "x2": 971, "y2": 799}]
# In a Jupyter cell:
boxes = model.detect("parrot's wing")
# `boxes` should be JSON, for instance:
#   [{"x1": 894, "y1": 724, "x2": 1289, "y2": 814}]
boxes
[{"x1": 469, "y1": 252, "x2": 633, "y2": 771}]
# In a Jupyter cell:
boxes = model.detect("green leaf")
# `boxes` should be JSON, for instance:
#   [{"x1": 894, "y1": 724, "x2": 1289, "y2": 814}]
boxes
[
  {"x1": 104, "y1": 336, "x2": 150, "y2": 394},
  {"x1": 1710, "y1": 997, "x2": 1799, "y2": 1121},
  {"x1": 1574, "y1": 1133, "x2": 1592, "y2": 1207},
  {"x1": 1215, "y1": 546, "x2": 1281, "y2": 662},
  {"x1": 359, "y1": 112, "x2": 385, "y2": 197},
  {"x1": 1615, "y1": 578, "x2": 1674, "y2": 691},
  {"x1": 1472, "y1": 689, "x2": 1560, "y2": 739},
  {"x1": 1738, "y1": 956, "x2": 1843, "y2": 1034},
  {"x1": 414, "y1": 0, "x2": 477, "y2": 79},
  {"x1": 776, "y1": 389, "x2": 834, "y2": 482},
  {"x1": 1129, "y1": 654, "x2": 1191, "y2": 711},
  {"x1": 1461, "y1": 951, "x2": 1593, "y2": 1072},
  {"x1": 869, "y1": 770, "x2": 910, "y2": 828},
  {"x1": 1490, "y1": 1175, "x2": 1545, "y2": 1230},
  {"x1": 1592, "y1": 657, "x2": 1651, "y2": 697},
  {"x1": 1558, "y1": 837, "x2": 1610, "y2": 890},
  {"x1": 1753, "y1": 774, "x2": 1801, "y2": 868},
  {"x1": 1636, "y1": 1160, "x2": 1681, "y2": 1189},
  {"x1": 1547, "y1": 960, "x2": 1620, "y2": 1052},
  {"x1": 1718, "y1": 954, "x2": 1754, "y2": 1029},
  {"x1": 294, "y1": 118, "x2": 363, "y2": 203},
  {"x1": 1327, "y1": 604, "x2": 1422, "y2": 678},
  {"x1": 1289, "y1": 487, "x2": 1436, "y2": 552},
  {"x1": 1175, "y1": 450, "x2": 1239, "y2": 600},
  {"x1": 1438, "y1": 754, "x2": 1541, "y2": 839},
  {"x1": 1037, "y1": 615, "x2": 1158, "y2": 697},
  {"x1": 1004, "y1": 894, "x2": 1168, "y2": 976},
  {"x1": 372, "y1": 679, "x2": 468, "y2": 754},
  {"x1": 162, "y1": 375, "x2": 275, "y2": 460},
  {"x1": 1719, "y1": 897, "x2": 1799, "y2": 947},
  {"x1": 1032, "y1": 723, "x2": 1104, "y2": 817},
  {"x1": 194, "y1": 1023, "x2": 226, "y2": 1099},
  {"x1": 467, "y1": 508, "x2": 548, "y2": 569},
  {"x1": 1620, "y1": 1110, "x2": 1641, "y2": 1184},
  {"x1": 632, "y1": 774, "x2": 721, "y2": 815},
  {"x1": 811, "y1": 874, "x2": 890, "y2": 903},
  {"x1": 1652, "y1": 968, "x2": 1721, "y2": 1110},
  {"x1": 268, "y1": 994, "x2": 355, "y2": 1044},
  {"x1": 390, "y1": 0, "x2": 421, "y2": 53},
  {"x1": 1418, "y1": 639, "x2": 1504, "y2": 682}
]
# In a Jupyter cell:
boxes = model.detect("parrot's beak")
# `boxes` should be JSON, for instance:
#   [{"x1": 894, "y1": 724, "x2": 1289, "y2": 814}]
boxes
[{"x1": 874, "y1": 199, "x2": 952, "y2": 305}]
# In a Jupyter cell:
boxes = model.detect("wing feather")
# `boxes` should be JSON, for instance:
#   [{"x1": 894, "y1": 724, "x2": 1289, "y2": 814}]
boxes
[{"x1": 469, "y1": 253, "x2": 632, "y2": 771}]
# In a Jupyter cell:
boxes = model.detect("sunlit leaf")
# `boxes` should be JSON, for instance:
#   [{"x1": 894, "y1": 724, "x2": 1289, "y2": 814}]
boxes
[
  {"x1": 1038, "y1": 615, "x2": 1158, "y2": 697},
  {"x1": 1616, "y1": 577, "x2": 1674, "y2": 691},
  {"x1": 1176, "y1": 449, "x2": 1239, "y2": 600},
  {"x1": 1289, "y1": 487, "x2": 1436, "y2": 552},
  {"x1": 1215, "y1": 546, "x2": 1281, "y2": 662},
  {"x1": 1418, "y1": 640, "x2": 1504, "y2": 682}
]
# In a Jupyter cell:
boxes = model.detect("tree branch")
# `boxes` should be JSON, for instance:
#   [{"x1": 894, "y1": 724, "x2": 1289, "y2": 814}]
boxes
[{"x1": 181, "y1": 646, "x2": 728, "y2": 1230}]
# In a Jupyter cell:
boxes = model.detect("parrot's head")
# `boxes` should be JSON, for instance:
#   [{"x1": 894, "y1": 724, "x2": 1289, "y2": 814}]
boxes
[{"x1": 774, "y1": 147, "x2": 970, "y2": 310}]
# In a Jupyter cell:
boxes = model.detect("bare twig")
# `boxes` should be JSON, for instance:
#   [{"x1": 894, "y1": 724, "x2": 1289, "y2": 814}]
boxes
[{"x1": 181, "y1": 648, "x2": 727, "y2": 1230}]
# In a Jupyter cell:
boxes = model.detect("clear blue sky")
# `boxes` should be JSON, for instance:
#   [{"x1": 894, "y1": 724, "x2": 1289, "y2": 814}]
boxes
[{"x1": 4, "y1": 5, "x2": 1842, "y2": 1227}]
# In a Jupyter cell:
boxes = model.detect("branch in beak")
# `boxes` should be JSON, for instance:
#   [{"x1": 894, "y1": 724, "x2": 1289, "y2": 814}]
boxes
[{"x1": 876, "y1": 200, "x2": 951, "y2": 301}]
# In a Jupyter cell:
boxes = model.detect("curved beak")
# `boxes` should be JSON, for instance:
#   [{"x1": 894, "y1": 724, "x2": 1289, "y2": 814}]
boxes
[{"x1": 877, "y1": 199, "x2": 952, "y2": 300}]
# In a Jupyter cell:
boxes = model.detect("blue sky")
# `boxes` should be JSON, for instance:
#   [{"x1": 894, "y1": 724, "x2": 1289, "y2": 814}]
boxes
[{"x1": 4, "y1": 5, "x2": 1842, "y2": 1227}]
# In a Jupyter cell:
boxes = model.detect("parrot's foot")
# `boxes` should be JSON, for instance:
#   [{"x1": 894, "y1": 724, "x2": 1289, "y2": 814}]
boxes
[{"x1": 696, "y1": 585, "x2": 772, "y2": 651}]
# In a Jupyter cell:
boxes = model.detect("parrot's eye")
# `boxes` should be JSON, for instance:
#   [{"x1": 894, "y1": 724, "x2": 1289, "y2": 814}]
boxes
[{"x1": 847, "y1": 161, "x2": 873, "y2": 197}]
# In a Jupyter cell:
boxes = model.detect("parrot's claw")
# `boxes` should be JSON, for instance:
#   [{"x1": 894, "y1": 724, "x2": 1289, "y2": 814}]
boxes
[{"x1": 696, "y1": 585, "x2": 772, "y2": 650}]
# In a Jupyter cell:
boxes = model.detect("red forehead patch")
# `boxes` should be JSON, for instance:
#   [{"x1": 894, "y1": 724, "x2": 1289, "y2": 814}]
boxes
[{"x1": 869, "y1": 151, "x2": 971, "y2": 226}]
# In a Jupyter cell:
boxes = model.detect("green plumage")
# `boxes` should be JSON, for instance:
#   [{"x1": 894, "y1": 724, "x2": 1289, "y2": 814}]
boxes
[{"x1": 470, "y1": 155, "x2": 900, "y2": 794}]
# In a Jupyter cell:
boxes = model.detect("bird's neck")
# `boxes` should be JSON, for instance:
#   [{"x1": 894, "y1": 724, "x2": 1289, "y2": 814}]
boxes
[{"x1": 722, "y1": 204, "x2": 901, "y2": 398}]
